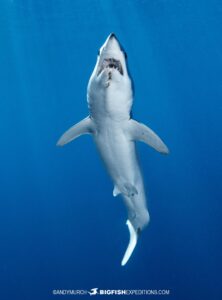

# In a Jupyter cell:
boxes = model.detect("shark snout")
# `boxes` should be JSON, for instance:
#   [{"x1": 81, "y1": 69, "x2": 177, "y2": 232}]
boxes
[
  {"x1": 109, "y1": 32, "x2": 116, "y2": 39},
  {"x1": 105, "y1": 33, "x2": 121, "y2": 52},
  {"x1": 107, "y1": 32, "x2": 119, "y2": 43},
  {"x1": 97, "y1": 33, "x2": 125, "y2": 77}
]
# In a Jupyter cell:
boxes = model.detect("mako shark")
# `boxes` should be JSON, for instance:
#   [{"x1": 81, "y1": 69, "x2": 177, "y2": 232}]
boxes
[{"x1": 57, "y1": 33, "x2": 169, "y2": 266}]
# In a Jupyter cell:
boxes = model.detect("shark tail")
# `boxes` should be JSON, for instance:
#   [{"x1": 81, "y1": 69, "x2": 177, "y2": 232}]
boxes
[{"x1": 121, "y1": 220, "x2": 138, "y2": 266}]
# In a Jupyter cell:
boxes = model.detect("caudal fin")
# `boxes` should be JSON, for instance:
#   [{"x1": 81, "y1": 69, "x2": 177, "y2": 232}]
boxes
[{"x1": 121, "y1": 220, "x2": 138, "y2": 266}]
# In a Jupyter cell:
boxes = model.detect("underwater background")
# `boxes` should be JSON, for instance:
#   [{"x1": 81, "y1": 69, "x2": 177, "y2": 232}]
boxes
[{"x1": 0, "y1": 0, "x2": 222, "y2": 299}]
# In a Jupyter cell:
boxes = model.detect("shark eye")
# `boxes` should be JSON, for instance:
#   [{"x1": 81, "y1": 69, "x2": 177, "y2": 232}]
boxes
[{"x1": 124, "y1": 51, "x2": 127, "y2": 59}]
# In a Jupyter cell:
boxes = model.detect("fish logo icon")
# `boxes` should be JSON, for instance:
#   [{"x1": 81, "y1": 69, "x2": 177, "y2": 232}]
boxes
[{"x1": 88, "y1": 288, "x2": 98, "y2": 296}]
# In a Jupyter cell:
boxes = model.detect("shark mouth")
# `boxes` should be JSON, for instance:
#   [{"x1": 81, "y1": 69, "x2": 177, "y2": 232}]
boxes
[{"x1": 98, "y1": 58, "x2": 123, "y2": 76}]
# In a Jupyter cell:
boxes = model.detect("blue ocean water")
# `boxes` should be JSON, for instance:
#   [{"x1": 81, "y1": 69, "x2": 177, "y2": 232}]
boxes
[{"x1": 0, "y1": 0, "x2": 222, "y2": 299}]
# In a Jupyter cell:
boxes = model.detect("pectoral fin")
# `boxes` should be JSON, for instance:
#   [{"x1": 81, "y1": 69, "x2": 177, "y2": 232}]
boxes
[
  {"x1": 128, "y1": 119, "x2": 169, "y2": 154},
  {"x1": 57, "y1": 116, "x2": 95, "y2": 146}
]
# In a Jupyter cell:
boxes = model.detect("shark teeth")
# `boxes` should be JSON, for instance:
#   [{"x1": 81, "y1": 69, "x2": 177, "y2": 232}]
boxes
[{"x1": 98, "y1": 58, "x2": 123, "y2": 76}]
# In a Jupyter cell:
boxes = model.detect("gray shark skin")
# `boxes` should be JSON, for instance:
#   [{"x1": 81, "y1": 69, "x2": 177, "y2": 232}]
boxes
[{"x1": 57, "y1": 33, "x2": 169, "y2": 266}]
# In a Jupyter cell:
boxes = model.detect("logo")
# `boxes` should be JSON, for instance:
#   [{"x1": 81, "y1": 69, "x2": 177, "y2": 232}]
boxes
[
  {"x1": 88, "y1": 288, "x2": 99, "y2": 296},
  {"x1": 52, "y1": 288, "x2": 170, "y2": 296}
]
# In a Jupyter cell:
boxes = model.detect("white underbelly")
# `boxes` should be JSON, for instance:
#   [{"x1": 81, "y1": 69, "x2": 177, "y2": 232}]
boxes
[
  {"x1": 93, "y1": 120, "x2": 149, "y2": 232},
  {"x1": 94, "y1": 127, "x2": 141, "y2": 187}
]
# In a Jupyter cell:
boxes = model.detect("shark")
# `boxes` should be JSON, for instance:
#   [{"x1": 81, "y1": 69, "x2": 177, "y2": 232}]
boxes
[{"x1": 57, "y1": 33, "x2": 169, "y2": 266}]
